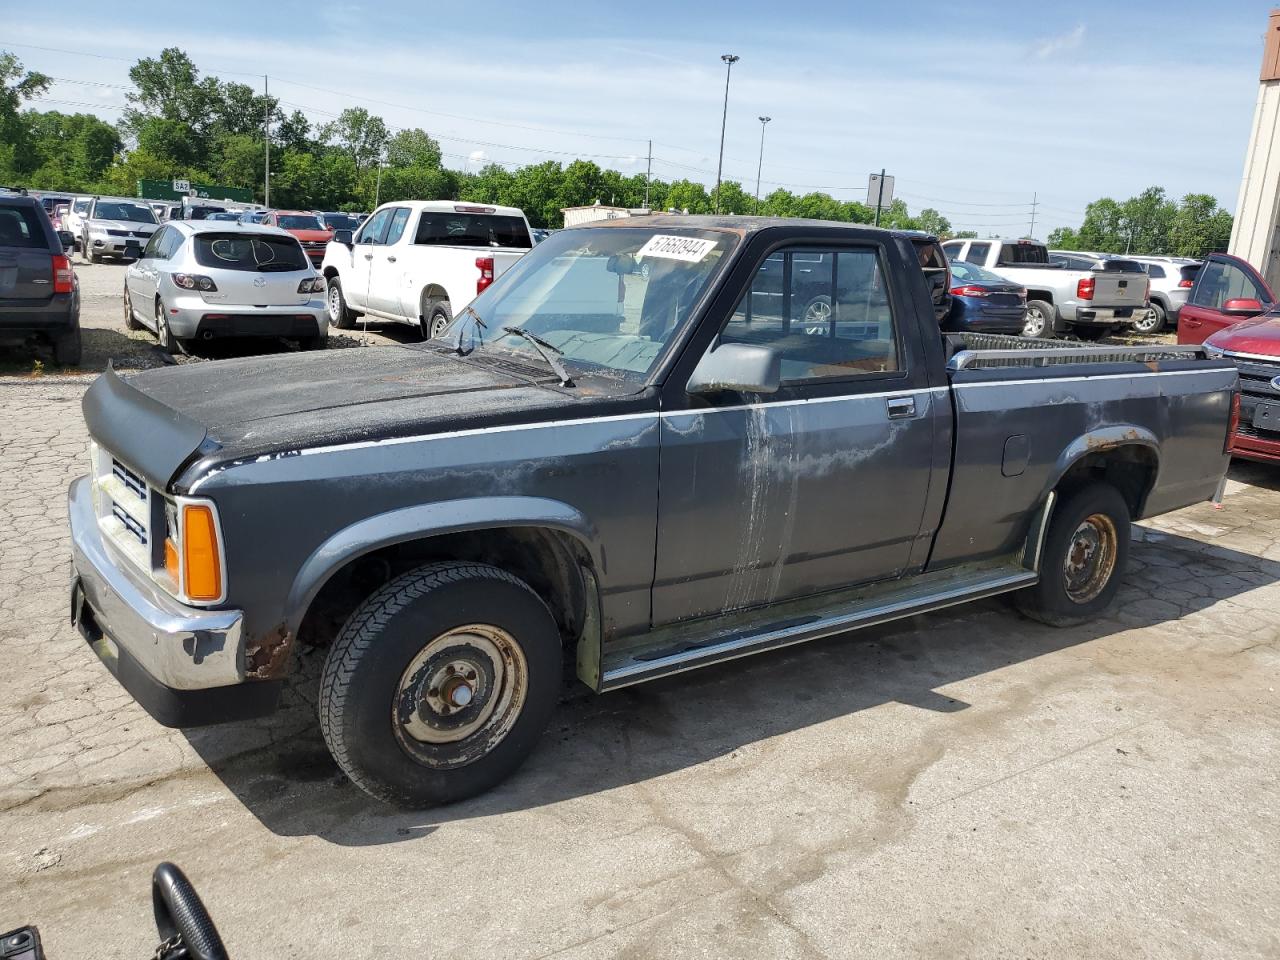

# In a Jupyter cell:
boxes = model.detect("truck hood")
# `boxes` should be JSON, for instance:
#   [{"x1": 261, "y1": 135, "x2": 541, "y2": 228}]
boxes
[
  {"x1": 1206, "y1": 314, "x2": 1280, "y2": 357},
  {"x1": 285, "y1": 228, "x2": 333, "y2": 243},
  {"x1": 82, "y1": 345, "x2": 621, "y2": 491}
]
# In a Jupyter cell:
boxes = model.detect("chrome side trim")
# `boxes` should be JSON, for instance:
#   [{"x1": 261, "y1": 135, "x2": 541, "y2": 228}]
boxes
[{"x1": 600, "y1": 565, "x2": 1037, "y2": 691}]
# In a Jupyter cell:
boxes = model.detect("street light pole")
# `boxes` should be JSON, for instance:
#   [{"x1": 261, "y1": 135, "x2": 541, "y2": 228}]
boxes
[
  {"x1": 754, "y1": 115, "x2": 771, "y2": 213},
  {"x1": 713, "y1": 53, "x2": 739, "y2": 215}
]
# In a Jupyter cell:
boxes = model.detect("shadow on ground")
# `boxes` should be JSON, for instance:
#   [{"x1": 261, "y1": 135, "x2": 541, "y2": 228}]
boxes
[{"x1": 183, "y1": 530, "x2": 1276, "y2": 846}]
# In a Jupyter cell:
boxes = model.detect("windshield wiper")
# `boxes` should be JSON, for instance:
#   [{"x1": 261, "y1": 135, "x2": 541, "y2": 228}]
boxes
[
  {"x1": 454, "y1": 305, "x2": 487, "y2": 355},
  {"x1": 499, "y1": 326, "x2": 574, "y2": 387}
]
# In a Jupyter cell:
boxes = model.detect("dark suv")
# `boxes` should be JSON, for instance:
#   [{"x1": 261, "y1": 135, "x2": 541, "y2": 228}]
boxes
[{"x1": 0, "y1": 196, "x2": 81, "y2": 365}]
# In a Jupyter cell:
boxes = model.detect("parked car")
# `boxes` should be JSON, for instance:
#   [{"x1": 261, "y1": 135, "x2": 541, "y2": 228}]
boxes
[
  {"x1": 317, "y1": 211, "x2": 359, "y2": 232},
  {"x1": 0, "y1": 195, "x2": 80, "y2": 364},
  {"x1": 1175, "y1": 252, "x2": 1279, "y2": 463},
  {"x1": 122, "y1": 221, "x2": 328, "y2": 353},
  {"x1": 237, "y1": 210, "x2": 268, "y2": 225},
  {"x1": 51, "y1": 202, "x2": 69, "y2": 231},
  {"x1": 942, "y1": 239, "x2": 1148, "y2": 339},
  {"x1": 322, "y1": 201, "x2": 534, "y2": 339},
  {"x1": 1118, "y1": 256, "x2": 1200, "y2": 334},
  {"x1": 80, "y1": 196, "x2": 160, "y2": 264},
  {"x1": 944, "y1": 260, "x2": 1027, "y2": 333},
  {"x1": 63, "y1": 196, "x2": 91, "y2": 249},
  {"x1": 261, "y1": 210, "x2": 333, "y2": 267},
  {"x1": 38, "y1": 195, "x2": 73, "y2": 217},
  {"x1": 205, "y1": 211, "x2": 242, "y2": 222},
  {"x1": 70, "y1": 215, "x2": 1236, "y2": 807}
]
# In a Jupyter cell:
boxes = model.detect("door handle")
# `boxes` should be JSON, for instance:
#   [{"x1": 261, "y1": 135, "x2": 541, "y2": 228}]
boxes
[
  {"x1": 363, "y1": 253, "x2": 374, "y2": 260},
  {"x1": 886, "y1": 396, "x2": 916, "y2": 420},
  {"x1": 1184, "y1": 318, "x2": 1202, "y2": 327},
  {"x1": 386, "y1": 255, "x2": 396, "y2": 262}
]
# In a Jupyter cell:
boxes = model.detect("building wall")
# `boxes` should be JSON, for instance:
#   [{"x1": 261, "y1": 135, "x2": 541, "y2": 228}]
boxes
[{"x1": 1230, "y1": 11, "x2": 1280, "y2": 292}]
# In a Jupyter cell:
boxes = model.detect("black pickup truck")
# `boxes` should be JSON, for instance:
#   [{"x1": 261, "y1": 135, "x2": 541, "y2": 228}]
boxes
[{"x1": 69, "y1": 216, "x2": 1237, "y2": 806}]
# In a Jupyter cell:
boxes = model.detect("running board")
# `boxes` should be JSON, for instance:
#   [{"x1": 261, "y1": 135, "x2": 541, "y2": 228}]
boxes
[{"x1": 598, "y1": 560, "x2": 1037, "y2": 691}]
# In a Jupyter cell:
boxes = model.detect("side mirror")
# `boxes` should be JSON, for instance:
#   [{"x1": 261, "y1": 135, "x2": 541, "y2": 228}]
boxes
[
  {"x1": 687, "y1": 342, "x2": 781, "y2": 395},
  {"x1": 57, "y1": 230, "x2": 75, "y2": 252},
  {"x1": 333, "y1": 229, "x2": 353, "y2": 247},
  {"x1": 1223, "y1": 297, "x2": 1264, "y2": 316}
]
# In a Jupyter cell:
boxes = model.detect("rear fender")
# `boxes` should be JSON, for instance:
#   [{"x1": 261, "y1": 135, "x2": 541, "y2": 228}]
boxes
[{"x1": 1044, "y1": 426, "x2": 1160, "y2": 513}]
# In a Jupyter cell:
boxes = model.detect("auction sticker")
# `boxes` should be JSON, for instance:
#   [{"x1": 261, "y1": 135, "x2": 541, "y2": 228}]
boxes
[{"x1": 637, "y1": 235, "x2": 718, "y2": 262}]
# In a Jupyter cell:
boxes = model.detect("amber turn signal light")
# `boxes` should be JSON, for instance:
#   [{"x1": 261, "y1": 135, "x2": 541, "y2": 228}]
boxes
[{"x1": 181, "y1": 503, "x2": 222, "y2": 601}]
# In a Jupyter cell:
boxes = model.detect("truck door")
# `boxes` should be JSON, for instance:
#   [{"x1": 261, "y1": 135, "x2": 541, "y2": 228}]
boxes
[
  {"x1": 652, "y1": 240, "x2": 944, "y2": 625},
  {"x1": 1177, "y1": 253, "x2": 1275, "y2": 344},
  {"x1": 348, "y1": 208, "x2": 394, "y2": 311},
  {"x1": 366, "y1": 206, "x2": 412, "y2": 318}
]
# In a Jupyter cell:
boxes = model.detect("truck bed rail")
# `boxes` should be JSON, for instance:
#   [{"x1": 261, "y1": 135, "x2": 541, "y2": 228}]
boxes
[{"x1": 946, "y1": 332, "x2": 1206, "y2": 371}]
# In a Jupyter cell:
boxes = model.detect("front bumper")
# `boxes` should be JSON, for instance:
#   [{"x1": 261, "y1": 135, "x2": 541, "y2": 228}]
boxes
[
  {"x1": 166, "y1": 295, "x2": 327, "y2": 339},
  {"x1": 88, "y1": 235, "x2": 147, "y2": 257},
  {"x1": 68, "y1": 476, "x2": 280, "y2": 727},
  {"x1": 1231, "y1": 429, "x2": 1280, "y2": 464}
]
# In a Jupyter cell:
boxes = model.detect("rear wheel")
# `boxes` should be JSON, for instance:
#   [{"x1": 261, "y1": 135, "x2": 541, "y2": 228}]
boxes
[
  {"x1": 327, "y1": 277, "x2": 355, "y2": 330},
  {"x1": 1015, "y1": 484, "x2": 1130, "y2": 626},
  {"x1": 422, "y1": 300, "x2": 452, "y2": 340},
  {"x1": 1022, "y1": 300, "x2": 1055, "y2": 338},
  {"x1": 1132, "y1": 301, "x2": 1165, "y2": 335},
  {"x1": 154, "y1": 298, "x2": 179, "y2": 354},
  {"x1": 319, "y1": 561, "x2": 562, "y2": 807}
]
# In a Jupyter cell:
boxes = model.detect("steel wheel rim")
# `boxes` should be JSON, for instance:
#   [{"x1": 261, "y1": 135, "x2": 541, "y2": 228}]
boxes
[
  {"x1": 1023, "y1": 308, "x2": 1044, "y2": 337},
  {"x1": 393, "y1": 624, "x2": 528, "y2": 769},
  {"x1": 429, "y1": 314, "x2": 448, "y2": 339},
  {"x1": 1063, "y1": 513, "x2": 1118, "y2": 604},
  {"x1": 327, "y1": 283, "x2": 341, "y2": 322}
]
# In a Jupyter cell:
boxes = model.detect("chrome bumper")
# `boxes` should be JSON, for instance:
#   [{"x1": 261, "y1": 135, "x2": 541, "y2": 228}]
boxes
[{"x1": 68, "y1": 475, "x2": 243, "y2": 690}]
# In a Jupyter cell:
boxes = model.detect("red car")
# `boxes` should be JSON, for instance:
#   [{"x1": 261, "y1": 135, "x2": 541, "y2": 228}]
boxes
[
  {"x1": 1178, "y1": 252, "x2": 1280, "y2": 463},
  {"x1": 261, "y1": 210, "x2": 333, "y2": 266}
]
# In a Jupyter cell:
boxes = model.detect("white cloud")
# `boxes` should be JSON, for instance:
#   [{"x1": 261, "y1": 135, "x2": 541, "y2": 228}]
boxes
[{"x1": 1033, "y1": 24, "x2": 1087, "y2": 60}]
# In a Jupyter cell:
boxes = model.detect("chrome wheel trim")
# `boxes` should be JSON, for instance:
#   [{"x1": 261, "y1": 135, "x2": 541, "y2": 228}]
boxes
[
  {"x1": 327, "y1": 282, "x2": 342, "y2": 322},
  {"x1": 1022, "y1": 307, "x2": 1046, "y2": 338},
  {"x1": 1063, "y1": 513, "x2": 1118, "y2": 604},
  {"x1": 429, "y1": 313, "x2": 449, "y2": 339},
  {"x1": 393, "y1": 624, "x2": 528, "y2": 768}
]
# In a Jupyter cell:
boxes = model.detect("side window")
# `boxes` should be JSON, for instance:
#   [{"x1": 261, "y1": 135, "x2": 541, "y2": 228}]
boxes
[
  {"x1": 1192, "y1": 260, "x2": 1270, "y2": 310},
  {"x1": 357, "y1": 208, "x2": 393, "y2": 245},
  {"x1": 141, "y1": 227, "x2": 167, "y2": 259},
  {"x1": 1146, "y1": 264, "x2": 1166, "y2": 279},
  {"x1": 941, "y1": 241, "x2": 963, "y2": 260},
  {"x1": 384, "y1": 207, "x2": 411, "y2": 245},
  {"x1": 160, "y1": 229, "x2": 184, "y2": 259},
  {"x1": 963, "y1": 242, "x2": 990, "y2": 265},
  {"x1": 722, "y1": 246, "x2": 899, "y2": 383},
  {"x1": 73, "y1": 198, "x2": 90, "y2": 215}
]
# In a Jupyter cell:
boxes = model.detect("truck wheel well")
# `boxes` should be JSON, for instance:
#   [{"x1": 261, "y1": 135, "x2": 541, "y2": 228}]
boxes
[
  {"x1": 323, "y1": 266, "x2": 340, "y2": 280},
  {"x1": 420, "y1": 284, "x2": 449, "y2": 314},
  {"x1": 297, "y1": 527, "x2": 594, "y2": 657},
  {"x1": 1057, "y1": 446, "x2": 1156, "y2": 518},
  {"x1": 1026, "y1": 290, "x2": 1054, "y2": 305}
]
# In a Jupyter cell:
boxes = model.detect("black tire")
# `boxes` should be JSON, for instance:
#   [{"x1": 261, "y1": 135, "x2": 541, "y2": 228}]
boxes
[
  {"x1": 326, "y1": 276, "x2": 356, "y2": 330},
  {"x1": 155, "y1": 298, "x2": 179, "y2": 354},
  {"x1": 123, "y1": 284, "x2": 143, "y2": 330},
  {"x1": 319, "y1": 561, "x2": 562, "y2": 807},
  {"x1": 1132, "y1": 301, "x2": 1166, "y2": 335},
  {"x1": 423, "y1": 301, "x2": 451, "y2": 340},
  {"x1": 52, "y1": 326, "x2": 82, "y2": 366},
  {"x1": 1022, "y1": 300, "x2": 1055, "y2": 338},
  {"x1": 1015, "y1": 484, "x2": 1131, "y2": 627},
  {"x1": 1073, "y1": 325, "x2": 1112, "y2": 342}
]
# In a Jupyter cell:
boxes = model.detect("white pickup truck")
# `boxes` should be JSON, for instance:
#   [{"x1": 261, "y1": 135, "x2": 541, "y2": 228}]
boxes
[
  {"x1": 321, "y1": 200, "x2": 534, "y2": 338},
  {"x1": 941, "y1": 237, "x2": 1149, "y2": 340}
]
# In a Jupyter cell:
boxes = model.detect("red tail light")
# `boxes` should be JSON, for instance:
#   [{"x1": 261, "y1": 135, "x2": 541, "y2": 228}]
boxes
[
  {"x1": 1077, "y1": 277, "x2": 1095, "y2": 300},
  {"x1": 51, "y1": 254, "x2": 74, "y2": 294},
  {"x1": 949, "y1": 285, "x2": 989, "y2": 298},
  {"x1": 1226, "y1": 390, "x2": 1241, "y2": 453},
  {"x1": 476, "y1": 256, "x2": 494, "y2": 294},
  {"x1": 1178, "y1": 278, "x2": 1194, "y2": 288}
]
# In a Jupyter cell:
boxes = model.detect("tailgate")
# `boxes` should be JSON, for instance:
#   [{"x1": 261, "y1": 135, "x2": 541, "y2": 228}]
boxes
[
  {"x1": 491, "y1": 249, "x2": 528, "y2": 279},
  {"x1": 1088, "y1": 270, "x2": 1146, "y2": 308},
  {"x1": 0, "y1": 248, "x2": 54, "y2": 303}
]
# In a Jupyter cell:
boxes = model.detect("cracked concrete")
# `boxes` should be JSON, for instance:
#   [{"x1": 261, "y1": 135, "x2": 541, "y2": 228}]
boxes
[{"x1": 2, "y1": 262, "x2": 1280, "y2": 958}]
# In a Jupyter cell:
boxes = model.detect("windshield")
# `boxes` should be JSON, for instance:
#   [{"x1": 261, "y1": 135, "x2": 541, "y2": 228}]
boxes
[
  {"x1": 277, "y1": 214, "x2": 325, "y2": 231},
  {"x1": 414, "y1": 212, "x2": 531, "y2": 248},
  {"x1": 193, "y1": 233, "x2": 310, "y2": 272},
  {"x1": 438, "y1": 226, "x2": 736, "y2": 381},
  {"x1": 949, "y1": 261, "x2": 1009, "y2": 284},
  {"x1": 94, "y1": 201, "x2": 157, "y2": 224},
  {"x1": 186, "y1": 206, "x2": 225, "y2": 220},
  {"x1": 323, "y1": 213, "x2": 358, "y2": 231}
]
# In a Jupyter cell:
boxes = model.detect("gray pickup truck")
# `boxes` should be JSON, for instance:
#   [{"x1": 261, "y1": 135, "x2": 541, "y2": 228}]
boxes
[{"x1": 68, "y1": 216, "x2": 1238, "y2": 807}]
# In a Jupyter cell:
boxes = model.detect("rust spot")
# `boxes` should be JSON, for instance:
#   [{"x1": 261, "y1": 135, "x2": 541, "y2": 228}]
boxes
[{"x1": 245, "y1": 623, "x2": 294, "y2": 679}]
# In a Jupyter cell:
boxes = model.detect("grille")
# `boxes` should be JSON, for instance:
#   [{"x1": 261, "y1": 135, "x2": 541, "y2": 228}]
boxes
[
  {"x1": 106, "y1": 229, "x2": 149, "y2": 238},
  {"x1": 92, "y1": 448, "x2": 154, "y2": 573},
  {"x1": 1233, "y1": 357, "x2": 1280, "y2": 400}
]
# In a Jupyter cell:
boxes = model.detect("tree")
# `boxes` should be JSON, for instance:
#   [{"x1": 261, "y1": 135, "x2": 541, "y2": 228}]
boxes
[
  {"x1": 385, "y1": 128, "x2": 442, "y2": 169},
  {"x1": 122, "y1": 48, "x2": 220, "y2": 144},
  {"x1": 320, "y1": 107, "x2": 388, "y2": 174},
  {"x1": 0, "y1": 53, "x2": 50, "y2": 178},
  {"x1": 664, "y1": 179, "x2": 710, "y2": 214},
  {"x1": 714, "y1": 180, "x2": 752, "y2": 215},
  {"x1": 915, "y1": 208, "x2": 952, "y2": 237}
]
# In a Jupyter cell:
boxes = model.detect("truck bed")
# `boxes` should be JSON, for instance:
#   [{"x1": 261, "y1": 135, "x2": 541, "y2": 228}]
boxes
[{"x1": 944, "y1": 332, "x2": 1205, "y2": 368}]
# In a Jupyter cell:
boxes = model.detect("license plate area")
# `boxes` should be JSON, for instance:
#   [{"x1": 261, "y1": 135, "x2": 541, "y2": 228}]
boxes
[{"x1": 1252, "y1": 399, "x2": 1280, "y2": 431}]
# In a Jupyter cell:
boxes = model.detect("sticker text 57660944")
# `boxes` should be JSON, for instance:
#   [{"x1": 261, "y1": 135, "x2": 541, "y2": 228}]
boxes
[{"x1": 636, "y1": 235, "x2": 718, "y2": 263}]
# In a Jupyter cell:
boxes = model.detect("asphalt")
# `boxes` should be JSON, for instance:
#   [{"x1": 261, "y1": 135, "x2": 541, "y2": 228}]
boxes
[{"x1": 1, "y1": 263, "x2": 1278, "y2": 959}]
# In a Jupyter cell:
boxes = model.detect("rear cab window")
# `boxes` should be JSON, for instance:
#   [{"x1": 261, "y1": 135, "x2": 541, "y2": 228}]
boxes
[
  {"x1": 995, "y1": 242, "x2": 1048, "y2": 266},
  {"x1": 0, "y1": 205, "x2": 49, "y2": 248},
  {"x1": 414, "y1": 209, "x2": 532, "y2": 248},
  {"x1": 962, "y1": 242, "x2": 990, "y2": 265},
  {"x1": 193, "y1": 233, "x2": 309, "y2": 272}
]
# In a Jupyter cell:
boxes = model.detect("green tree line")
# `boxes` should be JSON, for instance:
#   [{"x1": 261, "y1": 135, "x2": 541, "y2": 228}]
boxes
[
  {"x1": 1047, "y1": 186, "x2": 1234, "y2": 258},
  {"x1": 0, "y1": 47, "x2": 968, "y2": 232}
]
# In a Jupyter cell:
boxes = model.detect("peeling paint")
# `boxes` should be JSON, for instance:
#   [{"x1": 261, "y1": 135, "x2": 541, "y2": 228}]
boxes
[{"x1": 245, "y1": 623, "x2": 294, "y2": 679}]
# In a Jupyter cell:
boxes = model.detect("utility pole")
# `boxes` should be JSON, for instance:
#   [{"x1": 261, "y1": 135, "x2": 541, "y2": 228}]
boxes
[
  {"x1": 374, "y1": 153, "x2": 383, "y2": 208},
  {"x1": 263, "y1": 75, "x2": 270, "y2": 207},
  {"x1": 874, "y1": 167, "x2": 886, "y2": 227},
  {"x1": 754, "y1": 116, "x2": 771, "y2": 213},
  {"x1": 713, "y1": 53, "x2": 739, "y2": 215},
  {"x1": 1028, "y1": 191, "x2": 1038, "y2": 239},
  {"x1": 644, "y1": 139, "x2": 652, "y2": 209}
]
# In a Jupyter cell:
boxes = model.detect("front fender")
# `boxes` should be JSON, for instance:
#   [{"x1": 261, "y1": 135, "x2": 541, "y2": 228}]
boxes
[{"x1": 283, "y1": 495, "x2": 603, "y2": 635}]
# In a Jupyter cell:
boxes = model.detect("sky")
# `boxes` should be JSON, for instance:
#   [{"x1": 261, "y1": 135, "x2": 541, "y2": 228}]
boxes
[{"x1": 5, "y1": 0, "x2": 1276, "y2": 236}]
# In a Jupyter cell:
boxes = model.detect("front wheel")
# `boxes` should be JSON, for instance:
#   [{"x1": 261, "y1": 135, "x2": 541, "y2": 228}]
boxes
[
  {"x1": 1132, "y1": 302, "x2": 1166, "y2": 335},
  {"x1": 123, "y1": 283, "x2": 143, "y2": 330},
  {"x1": 319, "y1": 562, "x2": 563, "y2": 807},
  {"x1": 1015, "y1": 484, "x2": 1130, "y2": 627},
  {"x1": 1022, "y1": 300, "x2": 1055, "y2": 339},
  {"x1": 327, "y1": 277, "x2": 355, "y2": 330}
]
